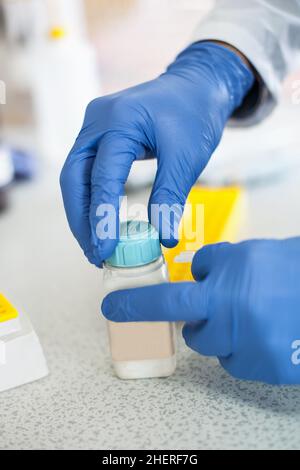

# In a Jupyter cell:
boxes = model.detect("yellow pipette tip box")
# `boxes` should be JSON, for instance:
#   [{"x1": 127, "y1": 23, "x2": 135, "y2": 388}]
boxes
[
  {"x1": 0, "y1": 293, "x2": 19, "y2": 323},
  {"x1": 0, "y1": 294, "x2": 48, "y2": 393},
  {"x1": 164, "y1": 185, "x2": 245, "y2": 282}
]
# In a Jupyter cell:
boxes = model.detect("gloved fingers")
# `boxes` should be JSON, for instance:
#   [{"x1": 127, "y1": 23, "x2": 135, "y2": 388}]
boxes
[
  {"x1": 192, "y1": 242, "x2": 230, "y2": 281},
  {"x1": 101, "y1": 281, "x2": 209, "y2": 323},
  {"x1": 218, "y1": 356, "x2": 239, "y2": 380},
  {"x1": 90, "y1": 132, "x2": 145, "y2": 262},
  {"x1": 182, "y1": 312, "x2": 233, "y2": 358},
  {"x1": 60, "y1": 148, "x2": 101, "y2": 266},
  {"x1": 184, "y1": 245, "x2": 234, "y2": 357},
  {"x1": 148, "y1": 146, "x2": 199, "y2": 248}
]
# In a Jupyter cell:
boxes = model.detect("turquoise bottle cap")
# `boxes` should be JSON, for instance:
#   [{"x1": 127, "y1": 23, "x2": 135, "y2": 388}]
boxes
[{"x1": 106, "y1": 221, "x2": 162, "y2": 268}]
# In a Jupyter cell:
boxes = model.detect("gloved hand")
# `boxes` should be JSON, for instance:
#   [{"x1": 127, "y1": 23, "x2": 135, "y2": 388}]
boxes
[
  {"x1": 60, "y1": 42, "x2": 254, "y2": 266},
  {"x1": 102, "y1": 238, "x2": 300, "y2": 385}
]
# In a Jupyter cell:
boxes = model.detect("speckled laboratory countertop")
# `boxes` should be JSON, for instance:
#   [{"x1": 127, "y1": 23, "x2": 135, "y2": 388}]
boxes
[{"x1": 1, "y1": 170, "x2": 300, "y2": 450}]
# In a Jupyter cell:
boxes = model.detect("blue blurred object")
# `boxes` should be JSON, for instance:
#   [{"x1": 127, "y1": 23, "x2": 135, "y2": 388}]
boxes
[
  {"x1": 10, "y1": 147, "x2": 37, "y2": 181},
  {"x1": 102, "y1": 238, "x2": 300, "y2": 385},
  {"x1": 0, "y1": 144, "x2": 37, "y2": 213},
  {"x1": 60, "y1": 42, "x2": 254, "y2": 267}
]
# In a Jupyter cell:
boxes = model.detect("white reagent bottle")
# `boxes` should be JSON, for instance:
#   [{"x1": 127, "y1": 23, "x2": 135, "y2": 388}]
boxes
[{"x1": 103, "y1": 221, "x2": 176, "y2": 380}]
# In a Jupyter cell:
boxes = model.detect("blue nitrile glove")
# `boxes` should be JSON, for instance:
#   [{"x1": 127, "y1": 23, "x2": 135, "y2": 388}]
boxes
[
  {"x1": 60, "y1": 42, "x2": 254, "y2": 266},
  {"x1": 102, "y1": 238, "x2": 300, "y2": 385}
]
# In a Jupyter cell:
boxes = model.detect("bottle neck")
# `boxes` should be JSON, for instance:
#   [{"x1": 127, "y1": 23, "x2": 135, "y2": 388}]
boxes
[{"x1": 104, "y1": 255, "x2": 164, "y2": 277}]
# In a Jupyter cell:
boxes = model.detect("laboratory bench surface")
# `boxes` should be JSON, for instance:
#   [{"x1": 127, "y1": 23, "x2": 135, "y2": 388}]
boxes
[{"x1": 1, "y1": 168, "x2": 300, "y2": 450}]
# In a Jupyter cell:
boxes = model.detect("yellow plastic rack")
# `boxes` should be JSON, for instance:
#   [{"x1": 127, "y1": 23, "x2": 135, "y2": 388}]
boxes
[{"x1": 164, "y1": 185, "x2": 244, "y2": 282}]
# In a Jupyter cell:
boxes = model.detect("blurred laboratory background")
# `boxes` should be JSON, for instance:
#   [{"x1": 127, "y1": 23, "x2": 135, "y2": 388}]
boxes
[
  {"x1": 1, "y1": 0, "x2": 300, "y2": 450},
  {"x1": 1, "y1": 0, "x2": 300, "y2": 205},
  {"x1": 1, "y1": 0, "x2": 300, "y2": 195}
]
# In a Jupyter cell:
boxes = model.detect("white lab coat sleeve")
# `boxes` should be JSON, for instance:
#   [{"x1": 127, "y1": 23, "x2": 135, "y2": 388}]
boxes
[{"x1": 192, "y1": 0, "x2": 300, "y2": 125}]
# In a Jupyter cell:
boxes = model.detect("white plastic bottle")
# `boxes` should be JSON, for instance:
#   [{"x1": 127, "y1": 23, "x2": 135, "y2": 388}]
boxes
[
  {"x1": 103, "y1": 221, "x2": 176, "y2": 380},
  {"x1": 29, "y1": 30, "x2": 101, "y2": 165}
]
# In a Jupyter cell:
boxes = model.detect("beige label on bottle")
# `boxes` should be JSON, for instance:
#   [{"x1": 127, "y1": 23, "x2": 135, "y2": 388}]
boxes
[{"x1": 108, "y1": 321, "x2": 175, "y2": 362}]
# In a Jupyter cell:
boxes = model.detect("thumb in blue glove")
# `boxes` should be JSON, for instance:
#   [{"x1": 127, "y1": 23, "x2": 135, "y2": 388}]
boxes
[
  {"x1": 60, "y1": 42, "x2": 254, "y2": 266},
  {"x1": 102, "y1": 238, "x2": 300, "y2": 385}
]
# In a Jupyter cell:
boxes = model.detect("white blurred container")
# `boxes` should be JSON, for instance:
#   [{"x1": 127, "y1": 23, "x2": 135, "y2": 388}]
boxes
[
  {"x1": 30, "y1": 31, "x2": 101, "y2": 164},
  {"x1": 0, "y1": 145, "x2": 14, "y2": 187}
]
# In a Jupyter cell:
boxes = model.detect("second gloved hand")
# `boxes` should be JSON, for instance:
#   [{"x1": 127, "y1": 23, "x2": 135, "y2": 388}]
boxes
[
  {"x1": 60, "y1": 42, "x2": 253, "y2": 266},
  {"x1": 102, "y1": 238, "x2": 300, "y2": 385}
]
